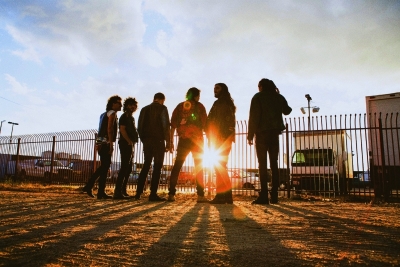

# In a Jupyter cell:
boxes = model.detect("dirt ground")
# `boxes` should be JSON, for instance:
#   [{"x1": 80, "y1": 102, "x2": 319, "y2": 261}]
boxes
[{"x1": 0, "y1": 185, "x2": 399, "y2": 267}]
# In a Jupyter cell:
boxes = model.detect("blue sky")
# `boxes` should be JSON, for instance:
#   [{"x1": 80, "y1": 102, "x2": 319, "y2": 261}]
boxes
[{"x1": 0, "y1": 0, "x2": 399, "y2": 135}]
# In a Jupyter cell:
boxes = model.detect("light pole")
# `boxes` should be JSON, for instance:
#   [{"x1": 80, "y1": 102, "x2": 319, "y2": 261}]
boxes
[
  {"x1": 8, "y1": 122, "x2": 19, "y2": 141},
  {"x1": 8, "y1": 122, "x2": 19, "y2": 165},
  {"x1": 0, "y1": 120, "x2": 5, "y2": 135},
  {"x1": 300, "y1": 94, "x2": 319, "y2": 130}
]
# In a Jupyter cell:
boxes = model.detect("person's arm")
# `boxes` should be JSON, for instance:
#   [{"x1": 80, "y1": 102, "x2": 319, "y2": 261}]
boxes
[
  {"x1": 247, "y1": 96, "x2": 260, "y2": 145},
  {"x1": 107, "y1": 111, "x2": 117, "y2": 154},
  {"x1": 120, "y1": 125, "x2": 133, "y2": 146},
  {"x1": 161, "y1": 107, "x2": 172, "y2": 152},
  {"x1": 137, "y1": 109, "x2": 144, "y2": 140},
  {"x1": 281, "y1": 95, "x2": 292, "y2": 115},
  {"x1": 199, "y1": 103, "x2": 207, "y2": 132}
]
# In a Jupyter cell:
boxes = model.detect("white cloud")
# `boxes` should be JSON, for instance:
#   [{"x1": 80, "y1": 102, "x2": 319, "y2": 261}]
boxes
[{"x1": 4, "y1": 74, "x2": 35, "y2": 95}]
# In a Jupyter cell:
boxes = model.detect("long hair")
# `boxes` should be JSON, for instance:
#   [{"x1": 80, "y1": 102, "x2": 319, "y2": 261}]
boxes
[
  {"x1": 186, "y1": 87, "x2": 200, "y2": 101},
  {"x1": 258, "y1": 78, "x2": 278, "y2": 94},
  {"x1": 123, "y1": 97, "x2": 138, "y2": 112},
  {"x1": 106, "y1": 95, "x2": 122, "y2": 111},
  {"x1": 215, "y1": 83, "x2": 236, "y2": 112}
]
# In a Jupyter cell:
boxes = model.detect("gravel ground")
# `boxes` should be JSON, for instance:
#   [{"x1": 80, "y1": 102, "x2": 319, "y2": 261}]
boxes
[{"x1": 0, "y1": 186, "x2": 399, "y2": 267}]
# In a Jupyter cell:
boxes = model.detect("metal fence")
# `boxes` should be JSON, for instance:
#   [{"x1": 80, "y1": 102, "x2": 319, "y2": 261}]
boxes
[{"x1": 0, "y1": 113, "x2": 399, "y2": 199}]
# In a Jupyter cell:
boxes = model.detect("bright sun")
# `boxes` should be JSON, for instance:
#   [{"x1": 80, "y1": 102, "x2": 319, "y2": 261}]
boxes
[{"x1": 202, "y1": 147, "x2": 221, "y2": 167}]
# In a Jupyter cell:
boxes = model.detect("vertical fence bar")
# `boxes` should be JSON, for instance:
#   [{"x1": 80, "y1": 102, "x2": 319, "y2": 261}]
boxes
[{"x1": 49, "y1": 136, "x2": 56, "y2": 183}]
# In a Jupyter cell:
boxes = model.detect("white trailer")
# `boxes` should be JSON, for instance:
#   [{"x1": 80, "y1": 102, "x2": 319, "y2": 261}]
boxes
[
  {"x1": 291, "y1": 130, "x2": 353, "y2": 194},
  {"x1": 366, "y1": 92, "x2": 400, "y2": 196}
]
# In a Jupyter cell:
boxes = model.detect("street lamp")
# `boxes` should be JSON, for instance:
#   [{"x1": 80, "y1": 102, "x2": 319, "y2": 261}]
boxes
[
  {"x1": 8, "y1": 122, "x2": 19, "y2": 140},
  {"x1": 7, "y1": 122, "x2": 18, "y2": 176},
  {"x1": 300, "y1": 94, "x2": 320, "y2": 129},
  {"x1": 0, "y1": 120, "x2": 5, "y2": 135}
]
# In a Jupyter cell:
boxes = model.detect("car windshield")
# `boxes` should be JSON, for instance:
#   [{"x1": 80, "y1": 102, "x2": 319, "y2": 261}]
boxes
[
  {"x1": 43, "y1": 160, "x2": 65, "y2": 167},
  {"x1": 292, "y1": 149, "x2": 334, "y2": 167}
]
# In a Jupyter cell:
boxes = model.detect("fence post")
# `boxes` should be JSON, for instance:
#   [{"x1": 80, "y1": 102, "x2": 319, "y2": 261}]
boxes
[
  {"x1": 49, "y1": 136, "x2": 56, "y2": 183},
  {"x1": 13, "y1": 138, "x2": 21, "y2": 182},
  {"x1": 378, "y1": 118, "x2": 389, "y2": 201},
  {"x1": 93, "y1": 133, "x2": 98, "y2": 171},
  {"x1": 286, "y1": 124, "x2": 290, "y2": 198}
]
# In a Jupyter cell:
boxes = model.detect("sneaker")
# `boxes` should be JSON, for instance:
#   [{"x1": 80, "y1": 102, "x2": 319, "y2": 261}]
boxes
[
  {"x1": 167, "y1": 195, "x2": 175, "y2": 202},
  {"x1": 197, "y1": 195, "x2": 209, "y2": 203},
  {"x1": 149, "y1": 194, "x2": 167, "y2": 202}
]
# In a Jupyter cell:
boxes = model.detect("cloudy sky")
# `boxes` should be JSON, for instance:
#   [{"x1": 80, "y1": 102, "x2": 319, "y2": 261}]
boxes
[{"x1": 1, "y1": 0, "x2": 399, "y2": 136}]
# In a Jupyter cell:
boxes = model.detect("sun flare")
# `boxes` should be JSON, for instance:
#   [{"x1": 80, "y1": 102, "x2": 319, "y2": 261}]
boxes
[{"x1": 202, "y1": 147, "x2": 221, "y2": 168}]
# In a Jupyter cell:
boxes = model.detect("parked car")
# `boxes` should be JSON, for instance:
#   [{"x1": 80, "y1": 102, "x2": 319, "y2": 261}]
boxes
[
  {"x1": 18, "y1": 159, "x2": 73, "y2": 181},
  {"x1": 352, "y1": 171, "x2": 371, "y2": 188},
  {"x1": 229, "y1": 169, "x2": 260, "y2": 190},
  {"x1": 68, "y1": 161, "x2": 94, "y2": 181}
]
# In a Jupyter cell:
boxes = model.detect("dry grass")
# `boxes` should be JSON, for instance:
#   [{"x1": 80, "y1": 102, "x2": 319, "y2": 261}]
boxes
[{"x1": 0, "y1": 185, "x2": 399, "y2": 266}]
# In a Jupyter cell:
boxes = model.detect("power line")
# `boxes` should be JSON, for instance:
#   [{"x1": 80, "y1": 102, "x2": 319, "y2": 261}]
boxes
[{"x1": 0, "y1": 96, "x2": 21, "y2": 105}]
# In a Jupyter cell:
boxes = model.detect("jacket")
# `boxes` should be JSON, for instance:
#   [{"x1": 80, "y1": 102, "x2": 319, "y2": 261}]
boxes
[
  {"x1": 206, "y1": 98, "x2": 236, "y2": 144},
  {"x1": 247, "y1": 90, "x2": 292, "y2": 140},
  {"x1": 138, "y1": 102, "x2": 170, "y2": 143}
]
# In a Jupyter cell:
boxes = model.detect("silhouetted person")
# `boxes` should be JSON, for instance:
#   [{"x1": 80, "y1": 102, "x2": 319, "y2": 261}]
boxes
[
  {"x1": 167, "y1": 87, "x2": 208, "y2": 203},
  {"x1": 83, "y1": 95, "x2": 122, "y2": 199},
  {"x1": 134, "y1": 93, "x2": 172, "y2": 201},
  {"x1": 248, "y1": 78, "x2": 292, "y2": 204},
  {"x1": 206, "y1": 83, "x2": 236, "y2": 204},
  {"x1": 113, "y1": 97, "x2": 139, "y2": 199}
]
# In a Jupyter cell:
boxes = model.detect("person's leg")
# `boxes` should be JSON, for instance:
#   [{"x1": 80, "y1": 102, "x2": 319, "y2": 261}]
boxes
[
  {"x1": 84, "y1": 144, "x2": 107, "y2": 192},
  {"x1": 122, "y1": 146, "x2": 134, "y2": 196},
  {"x1": 97, "y1": 144, "x2": 112, "y2": 199},
  {"x1": 135, "y1": 142, "x2": 153, "y2": 198},
  {"x1": 149, "y1": 141, "x2": 166, "y2": 200},
  {"x1": 267, "y1": 131, "x2": 280, "y2": 203},
  {"x1": 210, "y1": 140, "x2": 232, "y2": 204},
  {"x1": 254, "y1": 131, "x2": 269, "y2": 204},
  {"x1": 114, "y1": 143, "x2": 130, "y2": 198},
  {"x1": 192, "y1": 138, "x2": 205, "y2": 197},
  {"x1": 168, "y1": 139, "x2": 190, "y2": 197}
]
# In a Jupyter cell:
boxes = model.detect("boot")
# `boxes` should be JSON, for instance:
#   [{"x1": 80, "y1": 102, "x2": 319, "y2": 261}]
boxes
[
  {"x1": 82, "y1": 184, "x2": 95, "y2": 198},
  {"x1": 209, "y1": 193, "x2": 226, "y2": 204},
  {"x1": 252, "y1": 192, "x2": 269, "y2": 205},
  {"x1": 122, "y1": 178, "x2": 131, "y2": 197},
  {"x1": 225, "y1": 190, "x2": 233, "y2": 204},
  {"x1": 113, "y1": 189, "x2": 128, "y2": 200},
  {"x1": 97, "y1": 191, "x2": 113, "y2": 199},
  {"x1": 270, "y1": 191, "x2": 278, "y2": 204}
]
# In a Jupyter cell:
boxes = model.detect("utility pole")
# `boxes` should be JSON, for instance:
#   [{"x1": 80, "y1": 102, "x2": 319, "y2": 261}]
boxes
[{"x1": 0, "y1": 120, "x2": 5, "y2": 135}]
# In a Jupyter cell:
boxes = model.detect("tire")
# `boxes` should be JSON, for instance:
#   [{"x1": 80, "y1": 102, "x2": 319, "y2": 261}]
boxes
[
  {"x1": 243, "y1": 182, "x2": 255, "y2": 189},
  {"x1": 19, "y1": 169, "x2": 27, "y2": 181},
  {"x1": 44, "y1": 171, "x2": 51, "y2": 182}
]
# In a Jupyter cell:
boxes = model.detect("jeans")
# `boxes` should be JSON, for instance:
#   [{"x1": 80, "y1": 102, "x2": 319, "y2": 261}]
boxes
[
  {"x1": 86, "y1": 143, "x2": 112, "y2": 193},
  {"x1": 168, "y1": 138, "x2": 205, "y2": 196},
  {"x1": 136, "y1": 140, "x2": 165, "y2": 195},
  {"x1": 213, "y1": 139, "x2": 232, "y2": 194},
  {"x1": 115, "y1": 143, "x2": 133, "y2": 192},
  {"x1": 255, "y1": 130, "x2": 280, "y2": 197}
]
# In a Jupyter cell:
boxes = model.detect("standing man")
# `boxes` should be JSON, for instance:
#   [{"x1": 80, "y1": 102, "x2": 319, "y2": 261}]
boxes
[
  {"x1": 167, "y1": 87, "x2": 209, "y2": 203},
  {"x1": 134, "y1": 93, "x2": 172, "y2": 201},
  {"x1": 113, "y1": 97, "x2": 139, "y2": 199},
  {"x1": 83, "y1": 95, "x2": 122, "y2": 199},
  {"x1": 206, "y1": 83, "x2": 236, "y2": 204},
  {"x1": 247, "y1": 78, "x2": 292, "y2": 205}
]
